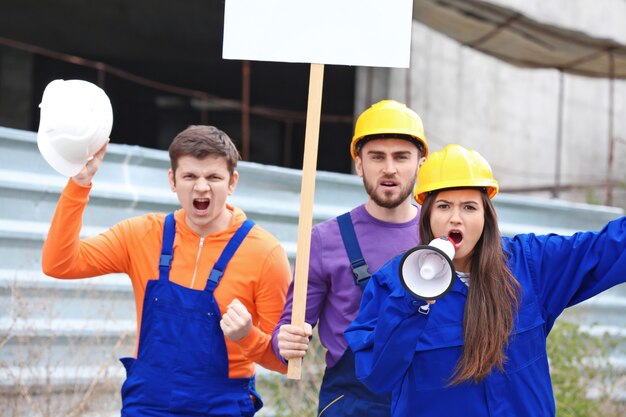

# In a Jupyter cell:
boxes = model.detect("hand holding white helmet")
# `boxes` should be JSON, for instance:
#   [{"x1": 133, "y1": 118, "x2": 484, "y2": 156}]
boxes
[{"x1": 37, "y1": 79, "x2": 113, "y2": 177}]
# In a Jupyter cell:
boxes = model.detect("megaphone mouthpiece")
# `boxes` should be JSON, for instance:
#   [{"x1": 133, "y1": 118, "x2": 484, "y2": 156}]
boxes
[{"x1": 429, "y1": 236, "x2": 456, "y2": 259}]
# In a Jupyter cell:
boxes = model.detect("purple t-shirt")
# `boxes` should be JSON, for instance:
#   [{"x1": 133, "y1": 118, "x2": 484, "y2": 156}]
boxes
[{"x1": 271, "y1": 204, "x2": 420, "y2": 368}]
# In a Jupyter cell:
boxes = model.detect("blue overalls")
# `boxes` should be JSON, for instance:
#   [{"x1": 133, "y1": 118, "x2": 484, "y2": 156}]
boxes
[
  {"x1": 316, "y1": 213, "x2": 391, "y2": 417},
  {"x1": 119, "y1": 213, "x2": 262, "y2": 416}
]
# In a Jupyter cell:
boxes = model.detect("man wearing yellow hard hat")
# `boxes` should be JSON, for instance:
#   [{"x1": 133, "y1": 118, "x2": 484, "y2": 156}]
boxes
[
  {"x1": 272, "y1": 100, "x2": 428, "y2": 416},
  {"x1": 346, "y1": 144, "x2": 626, "y2": 417}
]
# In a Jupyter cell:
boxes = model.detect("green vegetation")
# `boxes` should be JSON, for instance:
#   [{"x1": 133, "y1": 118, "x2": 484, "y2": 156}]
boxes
[{"x1": 548, "y1": 320, "x2": 625, "y2": 417}]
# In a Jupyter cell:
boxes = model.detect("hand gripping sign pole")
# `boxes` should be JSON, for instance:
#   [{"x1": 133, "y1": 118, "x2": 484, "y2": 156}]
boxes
[
  {"x1": 223, "y1": 0, "x2": 414, "y2": 379},
  {"x1": 287, "y1": 63, "x2": 324, "y2": 377}
]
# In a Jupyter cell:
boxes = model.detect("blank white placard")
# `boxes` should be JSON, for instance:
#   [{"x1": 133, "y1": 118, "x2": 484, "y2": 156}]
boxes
[{"x1": 223, "y1": 0, "x2": 413, "y2": 68}]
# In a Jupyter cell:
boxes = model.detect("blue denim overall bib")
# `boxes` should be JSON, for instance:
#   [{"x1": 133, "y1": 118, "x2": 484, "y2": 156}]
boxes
[
  {"x1": 317, "y1": 347, "x2": 391, "y2": 417},
  {"x1": 120, "y1": 213, "x2": 262, "y2": 416},
  {"x1": 317, "y1": 213, "x2": 391, "y2": 416}
]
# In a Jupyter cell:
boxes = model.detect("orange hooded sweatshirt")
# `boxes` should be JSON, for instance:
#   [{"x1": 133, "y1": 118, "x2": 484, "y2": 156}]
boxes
[{"x1": 42, "y1": 179, "x2": 290, "y2": 377}]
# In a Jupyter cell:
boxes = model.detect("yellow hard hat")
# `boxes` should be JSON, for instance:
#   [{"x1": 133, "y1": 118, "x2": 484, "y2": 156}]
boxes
[
  {"x1": 351, "y1": 100, "x2": 428, "y2": 159},
  {"x1": 413, "y1": 144, "x2": 498, "y2": 204}
]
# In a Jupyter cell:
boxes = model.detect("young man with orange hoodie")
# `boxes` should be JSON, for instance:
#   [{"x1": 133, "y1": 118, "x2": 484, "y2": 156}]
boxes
[{"x1": 42, "y1": 125, "x2": 291, "y2": 416}]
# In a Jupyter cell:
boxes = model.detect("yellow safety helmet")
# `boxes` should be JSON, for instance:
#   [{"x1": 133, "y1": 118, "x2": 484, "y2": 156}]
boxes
[
  {"x1": 351, "y1": 100, "x2": 428, "y2": 159},
  {"x1": 413, "y1": 144, "x2": 498, "y2": 205}
]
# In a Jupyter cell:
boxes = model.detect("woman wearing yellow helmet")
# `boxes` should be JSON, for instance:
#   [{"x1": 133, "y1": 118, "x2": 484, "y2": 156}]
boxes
[{"x1": 345, "y1": 144, "x2": 626, "y2": 417}]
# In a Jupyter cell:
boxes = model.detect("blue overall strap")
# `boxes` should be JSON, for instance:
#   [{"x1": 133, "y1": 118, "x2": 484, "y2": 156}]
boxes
[
  {"x1": 337, "y1": 212, "x2": 371, "y2": 291},
  {"x1": 205, "y1": 220, "x2": 255, "y2": 292},
  {"x1": 159, "y1": 213, "x2": 176, "y2": 281}
]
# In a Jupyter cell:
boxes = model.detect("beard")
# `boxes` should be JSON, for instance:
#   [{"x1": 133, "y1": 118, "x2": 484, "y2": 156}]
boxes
[{"x1": 363, "y1": 173, "x2": 415, "y2": 209}]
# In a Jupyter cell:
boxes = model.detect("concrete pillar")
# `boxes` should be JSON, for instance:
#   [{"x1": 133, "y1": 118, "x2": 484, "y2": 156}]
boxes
[
  {"x1": 354, "y1": 67, "x2": 394, "y2": 114},
  {"x1": 0, "y1": 46, "x2": 33, "y2": 130}
]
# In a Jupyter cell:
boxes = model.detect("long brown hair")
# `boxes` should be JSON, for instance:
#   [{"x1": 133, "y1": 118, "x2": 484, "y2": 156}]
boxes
[{"x1": 419, "y1": 189, "x2": 521, "y2": 384}]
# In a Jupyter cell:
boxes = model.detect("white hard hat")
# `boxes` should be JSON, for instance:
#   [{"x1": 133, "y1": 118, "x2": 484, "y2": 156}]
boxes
[{"x1": 37, "y1": 79, "x2": 113, "y2": 177}]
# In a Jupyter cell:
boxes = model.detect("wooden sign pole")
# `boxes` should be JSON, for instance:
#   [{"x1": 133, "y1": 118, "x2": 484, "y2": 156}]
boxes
[{"x1": 287, "y1": 63, "x2": 324, "y2": 379}]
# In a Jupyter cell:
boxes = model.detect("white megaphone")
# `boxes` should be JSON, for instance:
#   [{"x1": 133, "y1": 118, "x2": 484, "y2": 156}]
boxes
[{"x1": 399, "y1": 236, "x2": 456, "y2": 300}]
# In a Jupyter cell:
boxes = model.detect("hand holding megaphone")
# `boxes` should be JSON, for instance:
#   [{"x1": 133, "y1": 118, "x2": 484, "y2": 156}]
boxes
[{"x1": 399, "y1": 236, "x2": 456, "y2": 301}]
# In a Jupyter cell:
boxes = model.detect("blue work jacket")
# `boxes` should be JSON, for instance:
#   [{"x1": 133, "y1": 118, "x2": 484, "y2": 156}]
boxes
[{"x1": 345, "y1": 217, "x2": 626, "y2": 417}]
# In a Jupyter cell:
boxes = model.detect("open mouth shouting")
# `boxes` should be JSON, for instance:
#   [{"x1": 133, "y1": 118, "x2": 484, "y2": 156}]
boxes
[
  {"x1": 193, "y1": 198, "x2": 210, "y2": 212},
  {"x1": 448, "y1": 230, "x2": 463, "y2": 248}
]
